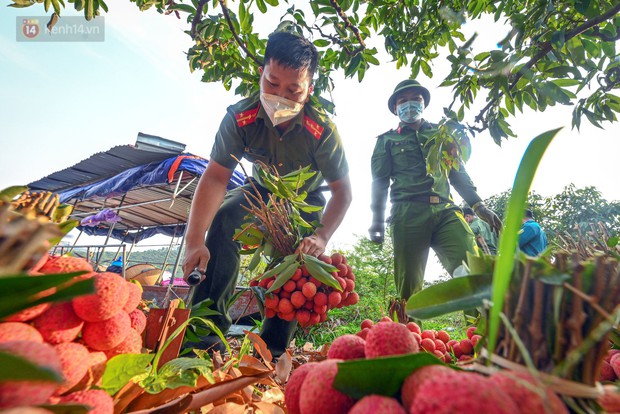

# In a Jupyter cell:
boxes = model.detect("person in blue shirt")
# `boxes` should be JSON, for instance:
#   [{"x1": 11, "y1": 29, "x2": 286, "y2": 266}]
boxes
[{"x1": 518, "y1": 209, "x2": 548, "y2": 256}]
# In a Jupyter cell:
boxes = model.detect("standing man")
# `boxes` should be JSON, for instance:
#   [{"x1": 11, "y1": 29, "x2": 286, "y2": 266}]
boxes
[
  {"x1": 462, "y1": 207, "x2": 498, "y2": 255},
  {"x1": 183, "y1": 31, "x2": 352, "y2": 356},
  {"x1": 369, "y1": 79, "x2": 501, "y2": 301},
  {"x1": 518, "y1": 209, "x2": 548, "y2": 256}
]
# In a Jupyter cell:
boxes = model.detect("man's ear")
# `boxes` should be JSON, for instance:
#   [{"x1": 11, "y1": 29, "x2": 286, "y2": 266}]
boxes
[{"x1": 306, "y1": 84, "x2": 314, "y2": 103}]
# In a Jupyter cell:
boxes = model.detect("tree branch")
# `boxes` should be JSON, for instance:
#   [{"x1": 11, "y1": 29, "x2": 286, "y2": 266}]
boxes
[
  {"x1": 190, "y1": 0, "x2": 208, "y2": 39},
  {"x1": 217, "y1": 0, "x2": 262, "y2": 67},
  {"x1": 473, "y1": 2, "x2": 620, "y2": 126},
  {"x1": 328, "y1": 0, "x2": 366, "y2": 54}
]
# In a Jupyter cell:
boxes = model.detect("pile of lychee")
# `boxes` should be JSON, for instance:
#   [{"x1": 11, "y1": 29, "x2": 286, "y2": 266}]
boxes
[
  {"x1": 284, "y1": 317, "x2": 569, "y2": 414},
  {"x1": 0, "y1": 255, "x2": 147, "y2": 412},
  {"x1": 598, "y1": 346, "x2": 620, "y2": 382},
  {"x1": 351, "y1": 317, "x2": 478, "y2": 363},
  {"x1": 251, "y1": 253, "x2": 359, "y2": 327}
]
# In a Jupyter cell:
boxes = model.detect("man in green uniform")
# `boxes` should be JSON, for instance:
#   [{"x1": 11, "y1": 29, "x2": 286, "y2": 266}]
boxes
[
  {"x1": 462, "y1": 207, "x2": 498, "y2": 255},
  {"x1": 183, "y1": 32, "x2": 352, "y2": 356},
  {"x1": 369, "y1": 79, "x2": 501, "y2": 300}
]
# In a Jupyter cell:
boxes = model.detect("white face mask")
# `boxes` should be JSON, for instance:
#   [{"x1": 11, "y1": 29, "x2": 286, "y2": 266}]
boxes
[{"x1": 260, "y1": 92, "x2": 304, "y2": 126}]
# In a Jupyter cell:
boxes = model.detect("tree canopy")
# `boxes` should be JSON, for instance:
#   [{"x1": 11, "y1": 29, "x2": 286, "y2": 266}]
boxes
[{"x1": 10, "y1": 0, "x2": 620, "y2": 143}]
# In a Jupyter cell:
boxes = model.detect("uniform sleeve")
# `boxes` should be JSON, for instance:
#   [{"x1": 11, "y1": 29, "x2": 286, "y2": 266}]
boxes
[
  {"x1": 370, "y1": 137, "x2": 390, "y2": 222},
  {"x1": 209, "y1": 111, "x2": 246, "y2": 170},
  {"x1": 313, "y1": 123, "x2": 349, "y2": 183},
  {"x1": 448, "y1": 164, "x2": 482, "y2": 207}
]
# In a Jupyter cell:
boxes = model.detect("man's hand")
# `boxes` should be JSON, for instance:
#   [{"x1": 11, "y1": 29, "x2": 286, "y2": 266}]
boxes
[
  {"x1": 297, "y1": 233, "x2": 327, "y2": 257},
  {"x1": 182, "y1": 244, "x2": 211, "y2": 280},
  {"x1": 368, "y1": 221, "x2": 385, "y2": 244},
  {"x1": 475, "y1": 204, "x2": 503, "y2": 235}
]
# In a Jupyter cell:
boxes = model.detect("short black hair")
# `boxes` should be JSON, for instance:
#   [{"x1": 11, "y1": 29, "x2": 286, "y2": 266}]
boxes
[
  {"x1": 524, "y1": 209, "x2": 534, "y2": 219},
  {"x1": 462, "y1": 207, "x2": 475, "y2": 216},
  {"x1": 264, "y1": 31, "x2": 319, "y2": 79}
]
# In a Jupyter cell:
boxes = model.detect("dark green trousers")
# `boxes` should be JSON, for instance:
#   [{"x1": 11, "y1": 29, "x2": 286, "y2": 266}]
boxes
[
  {"x1": 390, "y1": 202, "x2": 478, "y2": 300},
  {"x1": 192, "y1": 180, "x2": 325, "y2": 356}
]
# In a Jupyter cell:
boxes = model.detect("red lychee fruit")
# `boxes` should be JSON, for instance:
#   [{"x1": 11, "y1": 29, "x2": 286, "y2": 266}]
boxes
[
  {"x1": 128, "y1": 309, "x2": 147, "y2": 334},
  {"x1": 365, "y1": 321, "x2": 419, "y2": 358},
  {"x1": 302, "y1": 282, "x2": 317, "y2": 299},
  {"x1": 309, "y1": 312, "x2": 321, "y2": 326},
  {"x1": 379, "y1": 316, "x2": 392, "y2": 323},
  {"x1": 611, "y1": 353, "x2": 620, "y2": 378},
  {"x1": 33, "y1": 302, "x2": 83, "y2": 344},
  {"x1": 471, "y1": 334, "x2": 482, "y2": 347},
  {"x1": 284, "y1": 363, "x2": 315, "y2": 414},
  {"x1": 299, "y1": 359, "x2": 355, "y2": 414},
  {"x1": 466, "y1": 326, "x2": 477, "y2": 339},
  {"x1": 40, "y1": 255, "x2": 94, "y2": 274},
  {"x1": 265, "y1": 308, "x2": 276, "y2": 318},
  {"x1": 401, "y1": 365, "x2": 458, "y2": 410},
  {"x1": 361, "y1": 319, "x2": 374, "y2": 330},
  {"x1": 70, "y1": 351, "x2": 107, "y2": 391},
  {"x1": 58, "y1": 389, "x2": 114, "y2": 414},
  {"x1": 328, "y1": 291, "x2": 342, "y2": 308},
  {"x1": 291, "y1": 268, "x2": 303, "y2": 281},
  {"x1": 406, "y1": 322, "x2": 421, "y2": 335},
  {"x1": 345, "y1": 278, "x2": 355, "y2": 292},
  {"x1": 356, "y1": 328, "x2": 370, "y2": 340},
  {"x1": 349, "y1": 395, "x2": 406, "y2": 414},
  {"x1": 279, "y1": 312, "x2": 295, "y2": 322},
  {"x1": 331, "y1": 253, "x2": 344, "y2": 267},
  {"x1": 54, "y1": 342, "x2": 90, "y2": 395},
  {"x1": 265, "y1": 294, "x2": 279, "y2": 309},
  {"x1": 407, "y1": 368, "x2": 518, "y2": 413},
  {"x1": 459, "y1": 338, "x2": 474, "y2": 355},
  {"x1": 421, "y1": 330, "x2": 436, "y2": 341},
  {"x1": 72, "y1": 273, "x2": 130, "y2": 322},
  {"x1": 122, "y1": 281, "x2": 142, "y2": 313},
  {"x1": 283, "y1": 280, "x2": 297, "y2": 293},
  {"x1": 314, "y1": 292, "x2": 328, "y2": 306},
  {"x1": 599, "y1": 384, "x2": 620, "y2": 414},
  {"x1": 0, "y1": 340, "x2": 61, "y2": 408},
  {"x1": 336, "y1": 263, "x2": 348, "y2": 278},
  {"x1": 436, "y1": 330, "x2": 450, "y2": 343},
  {"x1": 491, "y1": 370, "x2": 568, "y2": 414},
  {"x1": 318, "y1": 254, "x2": 332, "y2": 265},
  {"x1": 296, "y1": 309, "x2": 311, "y2": 327},
  {"x1": 412, "y1": 332, "x2": 422, "y2": 345},
  {"x1": 0, "y1": 322, "x2": 43, "y2": 343},
  {"x1": 327, "y1": 334, "x2": 365, "y2": 360},
  {"x1": 104, "y1": 329, "x2": 143, "y2": 359},
  {"x1": 598, "y1": 361, "x2": 616, "y2": 381},
  {"x1": 434, "y1": 339, "x2": 447, "y2": 354},
  {"x1": 278, "y1": 298, "x2": 294, "y2": 314},
  {"x1": 342, "y1": 291, "x2": 359, "y2": 306},
  {"x1": 420, "y1": 338, "x2": 436, "y2": 353},
  {"x1": 81, "y1": 312, "x2": 131, "y2": 351},
  {"x1": 290, "y1": 291, "x2": 305, "y2": 309}
]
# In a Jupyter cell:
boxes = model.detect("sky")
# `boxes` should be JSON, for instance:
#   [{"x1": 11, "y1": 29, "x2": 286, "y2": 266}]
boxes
[{"x1": 1, "y1": 3, "x2": 619, "y2": 280}]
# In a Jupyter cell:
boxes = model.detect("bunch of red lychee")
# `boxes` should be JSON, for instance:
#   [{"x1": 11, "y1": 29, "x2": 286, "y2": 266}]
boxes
[
  {"x1": 350, "y1": 317, "x2": 479, "y2": 363},
  {"x1": 0, "y1": 255, "x2": 147, "y2": 412},
  {"x1": 251, "y1": 253, "x2": 359, "y2": 328},
  {"x1": 597, "y1": 346, "x2": 620, "y2": 382}
]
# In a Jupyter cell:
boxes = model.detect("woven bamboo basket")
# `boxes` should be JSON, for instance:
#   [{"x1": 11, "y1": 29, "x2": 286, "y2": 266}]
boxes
[
  {"x1": 126, "y1": 263, "x2": 157, "y2": 280},
  {"x1": 132, "y1": 268, "x2": 162, "y2": 286}
]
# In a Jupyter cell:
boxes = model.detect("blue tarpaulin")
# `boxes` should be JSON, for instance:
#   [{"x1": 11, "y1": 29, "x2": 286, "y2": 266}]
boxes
[{"x1": 59, "y1": 155, "x2": 245, "y2": 203}]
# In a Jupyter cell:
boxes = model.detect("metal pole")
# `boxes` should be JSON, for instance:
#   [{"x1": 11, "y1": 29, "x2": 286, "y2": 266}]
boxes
[
  {"x1": 96, "y1": 194, "x2": 126, "y2": 269},
  {"x1": 158, "y1": 225, "x2": 179, "y2": 284},
  {"x1": 170, "y1": 224, "x2": 188, "y2": 281},
  {"x1": 67, "y1": 228, "x2": 83, "y2": 255}
]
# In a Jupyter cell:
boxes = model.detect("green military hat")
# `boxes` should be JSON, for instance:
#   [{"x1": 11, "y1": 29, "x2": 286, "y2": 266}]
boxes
[{"x1": 387, "y1": 79, "x2": 431, "y2": 114}]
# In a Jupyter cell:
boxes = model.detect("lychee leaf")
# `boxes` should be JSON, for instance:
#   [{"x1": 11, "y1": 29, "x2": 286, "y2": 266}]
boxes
[
  {"x1": 102, "y1": 353, "x2": 154, "y2": 395},
  {"x1": 333, "y1": 353, "x2": 448, "y2": 399},
  {"x1": 0, "y1": 351, "x2": 64, "y2": 382},
  {"x1": 265, "y1": 261, "x2": 299, "y2": 294},
  {"x1": 406, "y1": 274, "x2": 492, "y2": 320}
]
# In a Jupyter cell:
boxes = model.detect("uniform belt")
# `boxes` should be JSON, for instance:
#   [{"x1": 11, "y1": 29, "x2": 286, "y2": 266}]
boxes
[{"x1": 405, "y1": 195, "x2": 450, "y2": 204}]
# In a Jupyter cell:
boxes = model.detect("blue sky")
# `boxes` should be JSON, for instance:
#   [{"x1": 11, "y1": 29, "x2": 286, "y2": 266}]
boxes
[{"x1": 1, "y1": 3, "x2": 619, "y2": 277}]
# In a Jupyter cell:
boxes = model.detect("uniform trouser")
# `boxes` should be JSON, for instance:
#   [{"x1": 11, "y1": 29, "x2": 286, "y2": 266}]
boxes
[
  {"x1": 192, "y1": 180, "x2": 325, "y2": 356},
  {"x1": 390, "y1": 202, "x2": 478, "y2": 300}
]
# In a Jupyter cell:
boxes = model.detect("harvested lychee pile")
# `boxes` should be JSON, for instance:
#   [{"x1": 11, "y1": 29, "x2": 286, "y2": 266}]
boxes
[
  {"x1": 0, "y1": 255, "x2": 146, "y2": 412},
  {"x1": 251, "y1": 253, "x2": 359, "y2": 328},
  {"x1": 352, "y1": 316, "x2": 478, "y2": 363}
]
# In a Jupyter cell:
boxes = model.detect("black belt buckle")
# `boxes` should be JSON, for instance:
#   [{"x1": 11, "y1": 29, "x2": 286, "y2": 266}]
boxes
[{"x1": 429, "y1": 196, "x2": 440, "y2": 204}]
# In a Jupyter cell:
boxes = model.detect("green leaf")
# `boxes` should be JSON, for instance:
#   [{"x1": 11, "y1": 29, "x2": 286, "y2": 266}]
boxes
[
  {"x1": 607, "y1": 236, "x2": 619, "y2": 248},
  {"x1": 488, "y1": 128, "x2": 561, "y2": 356},
  {"x1": 141, "y1": 357, "x2": 214, "y2": 394},
  {"x1": 0, "y1": 351, "x2": 64, "y2": 382},
  {"x1": 102, "y1": 353, "x2": 154, "y2": 395},
  {"x1": 303, "y1": 255, "x2": 340, "y2": 291},
  {"x1": 247, "y1": 244, "x2": 264, "y2": 271},
  {"x1": 0, "y1": 186, "x2": 27, "y2": 201},
  {"x1": 313, "y1": 39, "x2": 330, "y2": 47},
  {"x1": 265, "y1": 261, "x2": 299, "y2": 293},
  {"x1": 170, "y1": 4, "x2": 196, "y2": 14},
  {"x1": 333, "y1": 353, "x2": 446, "y2": 399},
  {"x1": 407, "y1": 274, "x2": 492, "y2": 319},
  {"x1": 255, "y1": 0, "x2": 267, "y2": 13}
]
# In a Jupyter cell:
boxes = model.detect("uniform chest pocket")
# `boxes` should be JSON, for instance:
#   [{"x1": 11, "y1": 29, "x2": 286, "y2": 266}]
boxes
[
  {"x1": 389, "y1": 140, "x2": 423, "y2": 169},
  {"x1": 244, "y1": 147, "x2": 271, "y2": 165}
]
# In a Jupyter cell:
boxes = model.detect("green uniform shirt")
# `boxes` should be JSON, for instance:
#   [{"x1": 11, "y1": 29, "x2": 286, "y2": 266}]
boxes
[
  {"x1": 469, "y1": 217, "x2": 498, "y2": 254},
  {"x1": 210, "y1": 96, "x2": 349, "y2": 192},
  {"x1": 371, "y1": 121, "x2": 482, "y2": 218}
]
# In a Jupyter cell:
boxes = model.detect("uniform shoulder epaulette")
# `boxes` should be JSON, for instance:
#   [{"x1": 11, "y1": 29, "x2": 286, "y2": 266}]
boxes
[
  {"x1": 303, "y1": 115, "x2": 324, "y2": 140},
  {"x1": 377, "y1": 129, "x2": 397, "y2": 139},
  {"x1": 234, "y1": 104, "x2": 259, "y2": 127}
]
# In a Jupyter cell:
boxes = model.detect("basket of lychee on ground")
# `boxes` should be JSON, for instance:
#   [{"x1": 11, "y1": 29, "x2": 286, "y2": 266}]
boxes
[
  {"x1": 251, "y1": 252, "x2": 359, "y2": 328},
  {"x1": 283, "y1": 316, "x2": 620, "y2": 414},
  {"x1": 0, "y1": 255, "x2": 146, "y2": 412}
]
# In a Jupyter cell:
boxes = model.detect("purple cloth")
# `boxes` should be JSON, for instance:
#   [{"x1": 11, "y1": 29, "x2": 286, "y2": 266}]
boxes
[{"x1": 80, "y1": 208, "x2": 122, "y2": 227}]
